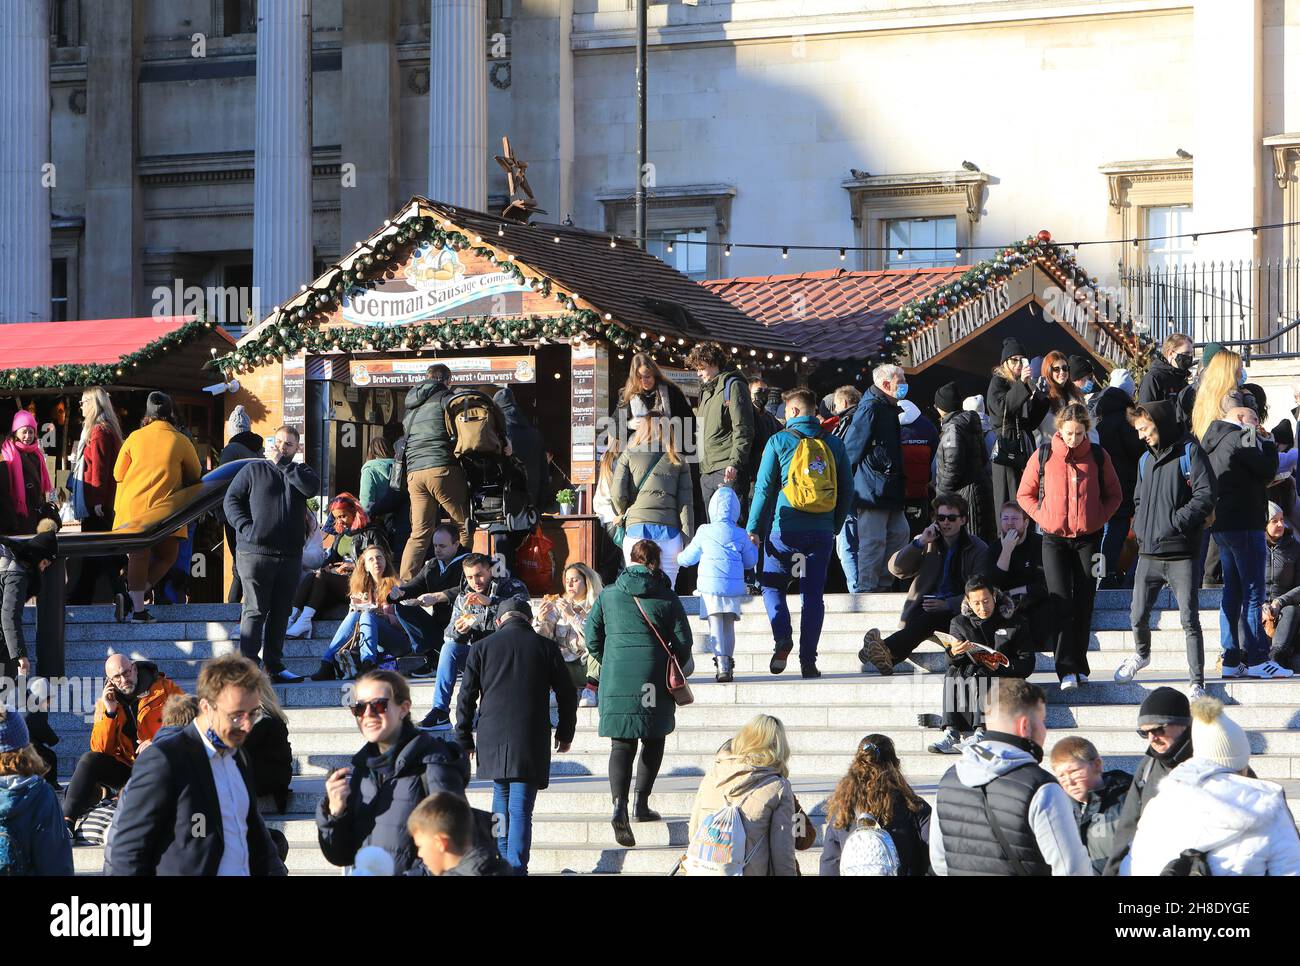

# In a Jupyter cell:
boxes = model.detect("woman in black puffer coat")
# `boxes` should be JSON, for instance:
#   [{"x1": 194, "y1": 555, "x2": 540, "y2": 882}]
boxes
[{"x1": 934, "y1": 382, "x2": 996, "y2": 545}]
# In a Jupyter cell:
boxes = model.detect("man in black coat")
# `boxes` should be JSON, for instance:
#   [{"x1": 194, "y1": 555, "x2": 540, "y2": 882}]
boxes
[
  {"x1": 223, "y1": 425, "x2": 320, "y2": 684},
  {"x1": 389, "y1": 523, "x2": 468, "y2": 675},
  {"x1": 455, "y1": 599, "x2": 577, "y2": 875},
  {"x1": 1138, "y1": 333, "x2": 1195, "y2": 413},
  {"x1": 108, "y1": 655, "x2": 287, "y2": 876}
]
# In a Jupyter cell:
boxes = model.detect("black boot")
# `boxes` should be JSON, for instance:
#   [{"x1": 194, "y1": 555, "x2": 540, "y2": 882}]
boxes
[
  {"x1": 632, "y1": 791, "x2": 661, "y2": 823},
  {"x1": 309, "y1": 660, "x2": 336, "y2": 682},
  {"x1": 611, "y1": 797, "x2": 636, "y2": 847}
]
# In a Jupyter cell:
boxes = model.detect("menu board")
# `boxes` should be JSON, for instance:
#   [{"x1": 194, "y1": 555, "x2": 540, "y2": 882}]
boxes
[
  {"x1": 282, "y1": 355, "x2": 306, "y2": 439},
  {"x1": 348, "y1": 355, "x2": 537, "y2": 388},
  {"x1": 570, "y1": 343, "x2": 607, "y2": 485}
]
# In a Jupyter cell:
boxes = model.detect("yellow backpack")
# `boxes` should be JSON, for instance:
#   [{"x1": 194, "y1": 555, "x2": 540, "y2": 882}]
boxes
[{"x1": 780, "y1": 428, "x2": 838, "y2": 513}]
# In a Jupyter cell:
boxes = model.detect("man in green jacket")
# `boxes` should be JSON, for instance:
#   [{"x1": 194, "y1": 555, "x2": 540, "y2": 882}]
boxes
[{"x1": 687, "y1": 342, "x2": 756, "y2": 511}]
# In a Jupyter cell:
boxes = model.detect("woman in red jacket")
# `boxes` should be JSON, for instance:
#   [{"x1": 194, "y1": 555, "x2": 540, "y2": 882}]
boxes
[
  {"x1": 1017, "y1": 402, "x2": 1121, "y2": 690},
  {"x1": 69, "y1": 388, "x2": 125, "y2": 604}
]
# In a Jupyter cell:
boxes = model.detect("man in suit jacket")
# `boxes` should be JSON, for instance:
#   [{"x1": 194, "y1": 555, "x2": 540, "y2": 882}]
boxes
[
  {"x1": 107, "y1": 654, "x2": 287, "y2": 876},
  {"x1": 455, "y1": 599, "x2": 577, "y2": 875}
]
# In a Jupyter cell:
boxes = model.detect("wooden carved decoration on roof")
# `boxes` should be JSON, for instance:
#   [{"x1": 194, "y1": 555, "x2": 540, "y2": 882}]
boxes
[{"x1": 495, "y1": 136, "x2": 547, "y2": 222}]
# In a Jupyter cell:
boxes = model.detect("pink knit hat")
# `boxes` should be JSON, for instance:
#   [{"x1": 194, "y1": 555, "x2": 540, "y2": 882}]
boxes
[{"x1": 11, "y1": 410, "x2": 36, "y2": 434}]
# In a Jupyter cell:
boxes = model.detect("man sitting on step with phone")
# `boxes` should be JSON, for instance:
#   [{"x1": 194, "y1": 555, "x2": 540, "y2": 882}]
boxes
[
  {"x1": 63, "y1": 653, "x2": 185, "y2": 832},
  {"x1": 859, "y1": 492, "x2": 994, "y2": 675}
]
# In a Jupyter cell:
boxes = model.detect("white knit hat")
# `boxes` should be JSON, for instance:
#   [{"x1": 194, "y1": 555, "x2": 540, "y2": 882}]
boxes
[
  {"x1": 227, "y1": 404, "x2": 251, "y2": 435},
  {"x1": 1109, "y1": 367, "x2": 1136, "y2": 396},
  {"x1": 1191, "y1": 697, "x2": 1251, "y2": 772}
]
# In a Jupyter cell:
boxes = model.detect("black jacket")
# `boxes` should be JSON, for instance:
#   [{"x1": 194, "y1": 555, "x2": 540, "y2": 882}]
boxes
[
  {"x1": 454, "y1": 616, "x2": 578, "y2": 789},
  {"x1": 403, "y1": 379, "x2": 456, "y2": 472},
  {"x1": 316, "y1": 719, "x2": 472, "y2": 874},
  {"x1": 494, "y1": 388, "x2": 547, "y2": 510},
  {"x1": 1269, "y1": 528, "x2": 1300, "y2": 600},
  {"x1": 394, "y1": 550, "x2": 467, "y2": 635},
  {"x1": 1138, "y1": 354, "x2": 1191, "y2": 409},
  {"x1": 243, "y1": 714, "x2": 293, "y2": 814},
  {"x1": 1093, "y1": 386, "x2": 1144, "y2": 517},
  {"x1": 1132, "y1": 401, "x2": 1215, "y2": 559},
  {"x1": 935, "y1": 410, "x2": 991, "y2": 494},
  {"x1": 220, "y1": 431, "x2": 264, "y2": 465},
  {"x1": 223, "y1": 457, "x2": 321, "y2": 559},
  {"x1": 107, "y1": 722, "x2": 287, "y2": 876},
  {"x1": 947, "y1": 594, "x2": 1035, "y2": 677},
  {"x1": 1103, "y1": 730, "x2": 1193, "y2": 875},
  {"x1": 443, "y1": 845, "x2": 514, "y2": 876},
  {"x1": 820, "y1": 794, "x2": 932, "y2": 876},
  {"x1": 1201, "y1": 419, "x2": 1279, "y2": 533},
  {"x1": 1075, "y1": 769, "x2": 1131, "y2": 874},
  {"x1": 986, "y1": 373, "x2": 1050, "y2": 466},
  {"x1": 992, "y1": 530, "x2": 1048, "y2": 610}
]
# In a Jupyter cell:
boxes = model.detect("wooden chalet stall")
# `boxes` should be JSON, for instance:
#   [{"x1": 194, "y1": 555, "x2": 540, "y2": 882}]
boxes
[{"x1": 214, "y1": 197, "x2": 799, "y2": 594}]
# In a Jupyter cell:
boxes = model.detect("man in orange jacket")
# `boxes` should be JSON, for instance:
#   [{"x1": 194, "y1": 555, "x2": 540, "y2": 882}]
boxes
[{"x1": 62, "y1": 654, "x2": 185, "y2": 829}]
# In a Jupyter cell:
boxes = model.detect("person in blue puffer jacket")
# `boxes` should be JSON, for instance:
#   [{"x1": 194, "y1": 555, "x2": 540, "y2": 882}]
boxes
[
  {"x1": 0, "y1": 708, "x2": 73, "y2": 875},
  {"x1": 678, "y1": 486, "x2": 759, "y2": 682}
]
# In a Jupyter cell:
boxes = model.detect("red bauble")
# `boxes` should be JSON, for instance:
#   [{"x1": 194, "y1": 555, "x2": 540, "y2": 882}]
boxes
[{"x1": 1037, "y1": 229, "x2": 1052, "y2": 243}]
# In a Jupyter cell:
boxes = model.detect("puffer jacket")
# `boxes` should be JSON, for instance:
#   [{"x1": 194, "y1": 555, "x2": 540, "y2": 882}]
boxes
[
  {"x1": 946, "y1": 589, "x2": 1034, "y2": 676},
  {"x1": 936, "y1": 409, "x2": 995, "y2": 543},
  {"x1": 611, "y1": 445, "x2": 693, "y2": 536},
  {"x1": 687, "y1": 742, "x2": 797, "y2": 876},
  {"x1": 1124, "y1": 758, "x2": 1300, "y2": 876},
  {"x1": 0, "y1": 772, "x2": 73, "y2": 875},
  {"x1": 1017, "y1": 433, "x2": 1122, "y2": 538},
  {"x1": 695, "y1": 369, "x2": 755, "y2": 476},
  {"x1": 1093, "y1": 385, "x2": 1144, "y2": 517},
  {"x1": 1269, "y1": 528, "x2": 1300, "y2": 601},
  {"x1": 1131, "y1": 401, "x2": 1216, "y2": 559},
  {"x1": 89, "y1": 662, "x2": 186, "y2": 769},
  {"x1": 898, "y1": 400, "x2": 939, "y2": 501},
  {"x1": 1200, "y1": 419, "x2": 1279, "y2": 533},
  {"x1": 402, "y1": 379, "x2": 456, "y2": 472},
  {"x1": 315, "y1": 718, "x2": 472, "y2": 874},
  {"x1": 842, "y1": 385, "x2": 905, "y2": 510},
  {"x1": 677, "y1": 486, "x2": 759, "y2": 597}
]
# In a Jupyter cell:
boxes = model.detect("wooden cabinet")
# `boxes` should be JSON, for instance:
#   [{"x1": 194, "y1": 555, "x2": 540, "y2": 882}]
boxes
[{"x1": 473, "y1": 513, "x2": 600, "y2": 595}]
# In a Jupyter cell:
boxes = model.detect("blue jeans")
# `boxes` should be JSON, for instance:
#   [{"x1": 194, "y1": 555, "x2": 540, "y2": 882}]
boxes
[
  {"x1": 491, "y1": 780, "x2": 539, "y2": 875},
  {"x1": 760, "y1": 529, "x2": 833, "y2": 665},
  {"x1": 391, "y1": 602, "x2": 446, "y2": 657},
  {"x1": 836, "y1": 516, "x2": 862, "y2": 594},
  {"x1": 321, "y1": 610, "x2": 410, "y2": 666},
  {"x1": 433, "y1": 640, "x2": 471, "y2": 712},
  {"x1": 1214, "y1": 531, "x2": 1268, "y2": 667}
]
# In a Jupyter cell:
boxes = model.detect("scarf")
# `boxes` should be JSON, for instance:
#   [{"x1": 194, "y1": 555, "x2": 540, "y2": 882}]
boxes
[{"x1": 2, "y1": 416, "x2": 51, "y2": 521}]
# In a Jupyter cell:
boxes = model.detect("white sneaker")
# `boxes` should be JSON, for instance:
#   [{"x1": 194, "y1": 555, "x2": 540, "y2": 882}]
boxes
[
  {"x1": 1059, "y1": 674, "x2": 1079, "y2": 691},
  {"x1": 1188, "y1": 684, "x2": 1208, "y2": 700},
  {"x1": 927, "y1": 728, "x2": 962, "y2": 754},
  {"x1": 1077, "y1": 674, "x2": 1089, "y2": 685},
  {"x1": 579, "y1": 687, "x2": 599, "y2": 708},
  {"x1": 1222, "y1": 662, "x2": 1247, "y2": 679},
  {"x1": 1247, "y1": 660, "x2": 1295, "y2": 679},
  {"x1": 1114, "y1": 654, "x2": 1150, "y2": 683},
  {"x1": 285, "y1": 617, "x2": 313, "y2": 639}
]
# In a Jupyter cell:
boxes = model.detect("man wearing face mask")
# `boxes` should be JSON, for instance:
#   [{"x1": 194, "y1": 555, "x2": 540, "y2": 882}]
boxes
[
  {"x1": 1139, "y1": 333, "x2": 1195, "y2": 410},
  {"x1": 930, "y1": 678, "x2": 1092, "y2": 875},
  {"x1": 842, "y1": 363, "x2": 908, "y2": 592}
]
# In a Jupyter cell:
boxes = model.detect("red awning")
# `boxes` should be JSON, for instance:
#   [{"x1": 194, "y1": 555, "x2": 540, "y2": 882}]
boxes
[{"x1": 0, "y1": 316, "x2": 234, "y2": 368}]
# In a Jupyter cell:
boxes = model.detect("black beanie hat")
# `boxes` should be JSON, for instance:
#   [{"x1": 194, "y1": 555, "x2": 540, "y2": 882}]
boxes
[
  {"x1": 934, "y1": 381, "x2": 963, "y2": 414},
  {"x1": 1068, "y1": 355, "x2": 1095, "y2": 381},
  {"x1": 1000, "y1": 337, "x2": 1026, "y2": 363},
  {"x1": 1138, "y1": 686, "x2": 1191, "y2": 727},
  {"x1": 494, "y1": 598, "x2": 533, "y2": 624},
  {"x1": 146, "y1": 391, "x2": 174, "y2": 421}
]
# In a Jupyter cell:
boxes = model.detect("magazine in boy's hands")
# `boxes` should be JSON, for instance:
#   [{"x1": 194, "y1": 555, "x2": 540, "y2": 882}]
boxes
[{"x1": 933, "y1": 631, "x2": 1010, "y2": 669}]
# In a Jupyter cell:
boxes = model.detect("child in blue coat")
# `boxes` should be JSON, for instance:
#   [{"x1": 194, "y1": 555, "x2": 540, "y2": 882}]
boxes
[{"x1": 678, "y1": 486, "x2": 759, "y2": 682}]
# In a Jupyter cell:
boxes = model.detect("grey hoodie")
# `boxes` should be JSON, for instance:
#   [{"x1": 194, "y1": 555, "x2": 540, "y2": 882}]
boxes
[{"x1": 930, "y1": 737, "x2": 1094, "y2": 876}]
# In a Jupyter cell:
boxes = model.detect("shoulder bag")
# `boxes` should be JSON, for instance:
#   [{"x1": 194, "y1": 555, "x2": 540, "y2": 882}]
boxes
[{"x1": 632, "y1": 595, "x2": 694, "y2": 706}]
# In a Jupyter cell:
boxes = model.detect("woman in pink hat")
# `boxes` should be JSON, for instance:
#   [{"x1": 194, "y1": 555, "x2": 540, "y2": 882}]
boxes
[{"x1": 0, "y1": 410, "x2": 52, "y2": 535}]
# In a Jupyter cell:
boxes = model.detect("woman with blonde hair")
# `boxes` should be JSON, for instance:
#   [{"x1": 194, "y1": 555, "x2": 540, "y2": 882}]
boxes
[
  {"x1": 534, "y1": 562, "x2": 604, "y2": 706},
  {"x1": 69, "y1": 388, "x2": 126, "y2": 605},
  {"x1": 1191, "y1": 347, "x2": 1250, "y2": 442},
  {"x1": 310, "y1": 544, "x2": 412, "y2": 679},
  {"x1": 611, "y1": 415, "x2": 694, "y2": 589},
  {"x1": 687, "y1": 713, "x2": 797, "y2": 876},
  {"x1": 0, "y1": 708, "x2": 73, "y2": 874},
  {"x1": 821, "y1": 734, "x2": 931, "y2": 875},
  {"x1": 245, "y1": 672, "x2": 294, "y2": 812}
]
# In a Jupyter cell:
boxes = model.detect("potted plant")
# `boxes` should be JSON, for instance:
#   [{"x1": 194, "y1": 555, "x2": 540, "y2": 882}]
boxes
[{"x1": 556, "y1": 489, "x2": 576, "y2": 516}]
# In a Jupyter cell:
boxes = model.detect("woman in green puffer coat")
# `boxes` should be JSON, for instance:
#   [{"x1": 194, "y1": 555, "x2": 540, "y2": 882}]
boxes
[{"x1": 585, "y1": 539, "x2": 695, "y2": 848}]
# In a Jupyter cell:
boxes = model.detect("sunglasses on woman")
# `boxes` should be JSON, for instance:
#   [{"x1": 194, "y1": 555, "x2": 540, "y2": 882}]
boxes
[
  {"x1": 350, "y1": 697, "x2": 391, "y2": 718},
  {"x1": 1050, "y1": 365, "x2": 1070, "y2": 373}
]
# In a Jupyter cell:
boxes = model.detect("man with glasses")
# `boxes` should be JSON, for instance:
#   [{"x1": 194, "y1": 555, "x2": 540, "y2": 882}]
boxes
[
  {"x1": 389, "y1": 523, "x2": 468, "y2": 676},
  {"x1": 109, "y1": 654, "x2": 286, "y2": 875},
  {"x1": 860, "y1": 492, "x2": 993, "y2": 674},
  {"x1": 1102, "y1": 687, "x2": 1194, "y2": 875},
  {"x1": 64, "y1": 654, "x2": 185, "y2": 830},
  {"x1": 224, "y1": 424, "x2": 321, "y2": 684}
]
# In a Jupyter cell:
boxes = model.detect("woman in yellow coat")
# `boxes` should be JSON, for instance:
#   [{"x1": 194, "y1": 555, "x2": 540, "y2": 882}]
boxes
[{"x1": 113, "y1": 392, "x2": 201, "y2": 623}]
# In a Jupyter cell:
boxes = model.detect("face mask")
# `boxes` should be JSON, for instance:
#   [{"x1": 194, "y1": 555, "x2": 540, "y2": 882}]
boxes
[
  {"x1": 1081, "y1": 380, "x2": 1095, "y2": 394},
  {"x1": 895, "y1": 383, "x2": 909, "y2": 401},
  {"x1": 1238, "y1": 370, "x2": 1247, "y2": 387},
  {"x1": 1174, "y1": 352, "x2": 1194, "y2": 371}
]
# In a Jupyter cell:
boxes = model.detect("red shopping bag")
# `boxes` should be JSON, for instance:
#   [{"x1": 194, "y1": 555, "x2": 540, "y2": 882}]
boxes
[{"x1": 516, "y1": 526, "x2": 557, "y2": 595}]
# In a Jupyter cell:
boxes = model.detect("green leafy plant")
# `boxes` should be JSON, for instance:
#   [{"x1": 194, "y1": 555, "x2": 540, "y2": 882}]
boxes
[{"x1": 555, "y1": 488, "x2": 576, "y2": 506}]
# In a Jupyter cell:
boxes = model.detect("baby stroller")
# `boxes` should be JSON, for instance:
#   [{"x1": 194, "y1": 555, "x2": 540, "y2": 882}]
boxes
[{"x1": 462, "y1": 452, "x2": 538, "y2": 566}]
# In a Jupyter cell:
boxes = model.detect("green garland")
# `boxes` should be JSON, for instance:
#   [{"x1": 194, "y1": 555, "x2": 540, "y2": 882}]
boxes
[
  {"x1": 211, "y1": 214, "x2": 712, "y2": 374},
  {"x1": 878, "y1": 232, "x2": 1153, "y2": 365},
  {"x1": 0, "y1": 315, "x2": 219, "y2": 390}
]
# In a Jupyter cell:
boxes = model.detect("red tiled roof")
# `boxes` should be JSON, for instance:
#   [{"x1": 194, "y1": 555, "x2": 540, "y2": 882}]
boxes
[
  {"x1": 0, "y1": 316, "x2": 234, "y2": 368},
  {"x1": 702, "y1": 266, "x2": 969, "y2": 360}
]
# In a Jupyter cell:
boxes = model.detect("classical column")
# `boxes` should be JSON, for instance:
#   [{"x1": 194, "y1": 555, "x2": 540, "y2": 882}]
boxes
[
  {"x1": 341, "y1": 0, "x2": 400, "y2": 248},
  {"x1": 253, "y1": 0, "x2": 314, "y2": 322},
  {"x1": 0, "y1": 0, "x2": 51, "y2": 324},
  {"x1": 83, "y1": 0, "x2": 143, "y2": 319},
  {"x1": 428, "y1": 0, "x2": 487, "y2": 209}
]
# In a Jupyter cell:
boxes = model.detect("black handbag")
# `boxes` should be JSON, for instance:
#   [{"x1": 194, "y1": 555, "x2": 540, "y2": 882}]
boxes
[{"x1": 991, "y1": 414, "x2": 1029, "y2": 469}]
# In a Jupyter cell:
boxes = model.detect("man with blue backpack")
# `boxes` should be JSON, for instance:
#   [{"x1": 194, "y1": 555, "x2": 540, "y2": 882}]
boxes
[
  {"x1": 1114, "y1": 400, "x2": 1216, "y2": 697},
  {"x1": 747, "y1": 388, "x2": 854, "y2": 678}
]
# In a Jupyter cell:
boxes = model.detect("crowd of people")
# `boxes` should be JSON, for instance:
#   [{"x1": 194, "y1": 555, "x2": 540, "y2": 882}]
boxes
[{"x1": 4, "y1": 332, "x2": 1300, "y2": 877}]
